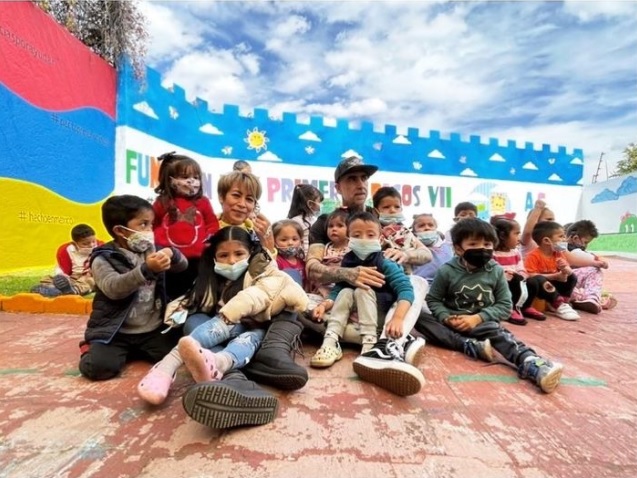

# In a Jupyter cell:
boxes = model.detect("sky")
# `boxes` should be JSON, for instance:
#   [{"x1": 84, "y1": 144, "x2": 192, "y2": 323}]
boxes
[{"x1": 138, "y1": 0, "x2": 637, "y2": 183}]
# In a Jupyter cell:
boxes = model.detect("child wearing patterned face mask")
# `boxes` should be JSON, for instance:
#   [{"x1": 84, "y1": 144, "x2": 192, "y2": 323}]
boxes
[
  {"x1": 153, "y1": 152, "x2": 220, "y2": 300},
  {"x1": 78, "y1": 195, "x2": 188, "y2": 382},
  {"x1": 272, "y1": 219, "x2": 306, "y2": 289},
  {"x1": 372, "y1": 187, "x2": 431, "y2": 273},
  {"x1": 524, "y1": 221, "x2": 580, "y2": 321},
  {"x1": 137, "y1": 226, "x2": 308, "y2": 406},
  {"x1": 310, "y1": 212, "x2": 415, "y2": 368},
  {"x1": 412, "y1": 213, "x2": 454, "y2": 286}
]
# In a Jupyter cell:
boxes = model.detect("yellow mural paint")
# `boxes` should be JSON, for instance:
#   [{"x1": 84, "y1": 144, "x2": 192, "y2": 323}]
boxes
[{"x1": 0, "y1": 178, "x2": 110, "y2": 273}]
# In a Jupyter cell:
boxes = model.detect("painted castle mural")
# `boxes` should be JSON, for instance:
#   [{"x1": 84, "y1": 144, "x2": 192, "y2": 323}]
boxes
[{"x1": 1, "y1": 2, "x2": 633, "y2": 272}]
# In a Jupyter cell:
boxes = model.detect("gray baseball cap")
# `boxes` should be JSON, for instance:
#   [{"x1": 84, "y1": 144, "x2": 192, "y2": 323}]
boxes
[{"x1": 334, "y1": 156, "x2": 378, "y2": 182}]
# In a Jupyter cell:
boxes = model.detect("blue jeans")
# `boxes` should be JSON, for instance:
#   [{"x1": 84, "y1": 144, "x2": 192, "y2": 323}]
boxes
[{"x1": 187, "y1": 313, "x2": 265, "y2": 369}]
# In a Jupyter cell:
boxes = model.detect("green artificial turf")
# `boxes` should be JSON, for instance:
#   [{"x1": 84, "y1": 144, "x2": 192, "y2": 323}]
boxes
[{"x1": 0, "y1": 268, "x2": 49, "y2": 296}]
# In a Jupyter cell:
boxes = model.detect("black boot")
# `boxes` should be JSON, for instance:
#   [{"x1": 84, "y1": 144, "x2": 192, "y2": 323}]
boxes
[
  {"x1": 243, "y1": 312, "x2": 309, "y2": 390},
  {"x1": 182, "y1": 369, "x2": 279, "y2": 429}
]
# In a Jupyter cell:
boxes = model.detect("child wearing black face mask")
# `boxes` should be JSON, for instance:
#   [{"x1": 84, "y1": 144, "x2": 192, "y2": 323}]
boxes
[{"x1": 415, "y1": 218, "x2": 565, "y2": 394}]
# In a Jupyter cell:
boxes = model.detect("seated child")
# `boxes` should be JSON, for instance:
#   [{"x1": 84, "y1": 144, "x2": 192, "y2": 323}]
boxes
[
  {"x1": 32, "y1": 223, "x2": 101, "y2": 297},
  {"x1": 287, "y1": 184, "x2": 324, "y2": 256},
  {"x1": 524, "y1": 221, "x2": 580, "y2": 321},
  {"x1": 372, "y1": 187, "x2": 431, "y2": 272},
  {"x1": 520, "y1": 199, "x2": 555, "y2": 259},
  {"x1": 565, "y1": 220, "x2": 615, "y2": 313},
  {"x1": 418, "y1": 218, "x2": 564, "y2": 394},
  {"x1": 309, "y1": 212, "x2": 414, "y2": 368},
  {"x1": 78, "y1": 195, "x2": 188, "y2": 381},
  {"x1": 273, "y1": 219, "x2": 306, "y2": 288},
  {"x1": 444, "y1": 201, "x2": 478, "y2": 244},
  {"x1": 137, "y1": 226, "x2": 309, "y2": 405},
  {"x1": 412, "y1": 213, "x2": 454, "y2": 285},
  {"x1": 491, "y1": 217, "x2": 551, "y2": 325}
]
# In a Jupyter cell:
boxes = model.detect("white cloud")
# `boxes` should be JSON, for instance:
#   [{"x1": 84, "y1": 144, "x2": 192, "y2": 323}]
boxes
[
  {"x1": 199, "y1": 123, "x2": 224, "y2": 135},
  {"x1": 489, "y1": 153, "x2": 506, "y2": 162},
  {"x1": 257, "y1": 151, "x2": 283, "y2": 162},
  {"x1": 299, "y1": 131, "x2": 321, "y2": 141},
  {"x1": 393, "y1": 135, "x2": 411, "y2": 145},
  {"x1": 427, "y1": 149, "x2": 446, "y2": 159},
  {"x1": 341, "y1": 149, "x2": 362, "y2": 159},
  {"x1": 548, "y1": 173, "x2": 563, "y2": 182},
  {"x1": 413, "y1": 161, "x2": 422, "y2": 170},
  {"x1": 570, "y1": 157, "x2": 584, "y2": 165},
  {"x1": 460, "y1": 168, "x2": 478, "y2": 177},
  {"x1": 522, "y1": 161, "x2": 539, "y2": 171},
  {"x1": 133, "y1": 102, "x2": 158, "y2": 119}
]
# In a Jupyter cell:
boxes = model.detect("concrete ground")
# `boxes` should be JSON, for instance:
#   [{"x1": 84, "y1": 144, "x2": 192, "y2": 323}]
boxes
[{"x1": 0, "y1": 257, "x2": 636, "y2": 478}]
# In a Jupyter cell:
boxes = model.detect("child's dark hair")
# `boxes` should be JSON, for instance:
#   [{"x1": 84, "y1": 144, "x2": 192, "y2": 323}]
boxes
[
  {"x1": 450, "y1": 218, "x2": 498, "y2": 247},
  {"x1": 232, "y1": 160, "x2": 251, "y2": 172},
  {"x1": 531, "y1": 221, "x2": 563, "y2": 244},
  {"x1": 454, "y1": 201, "x2": 478, "y2": 217},
  {"x1": 273, "y1": 219, "x2": 304, "y2": 242},
  {"x1": 154, "y1": 151, "x2": 204, "y2": 201},
  {"x1": 287, "y1": 184, "x2": 324, "y2": 225},
  {"x1": 372, "y1": 186, "x2": 401, "y2": 209},
  {"x1": 184, "y1": 226, "x2": 265, "y2": 313},
  {"x1": 491, "y1": 218, "x2": 519, "y2": 251},
  {"x1": 71, "y1": 224, "x2": 95, "y2": 242},
  {"x1": 325, "y1": 208, "x2": 349, "y2": 236},
  {"x1": 567, "y1": 220, "x2": 599, "y2": 239},
  {"x1": 102, "y1": 195, "x2": 153, "y2": 239},
  {"x1": 347, "y1": 211, "x2": 381, "y2": 231}
]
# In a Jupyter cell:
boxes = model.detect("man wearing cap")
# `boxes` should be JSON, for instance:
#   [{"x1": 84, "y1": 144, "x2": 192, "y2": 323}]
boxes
[{"x1": 305, "y1": 156, "x2": 426, "y2": 397}]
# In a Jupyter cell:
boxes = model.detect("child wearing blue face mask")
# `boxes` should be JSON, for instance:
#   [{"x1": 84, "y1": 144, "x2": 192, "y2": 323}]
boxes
[
  {"x1": 412, "y1": 213, "x2": 454, "y2": 285},
  {"x1": 310, "y1": 212, "x2": 414, "y2": 368},
  {"x1": 272, "y1": 219, "x2": 306, "y2": 289},
  {"x1": 137, "y1": 226, "x2": 309, "y2": 405},
  {"x1": 524, "y1": 221, "x2": 580, "y2": 321},
  {"x1": 372, "y1": 187, "x2": 431, "y2": 273},
  {"x1": 79, "y1": 195, "x2": 188, "y2": 382}
]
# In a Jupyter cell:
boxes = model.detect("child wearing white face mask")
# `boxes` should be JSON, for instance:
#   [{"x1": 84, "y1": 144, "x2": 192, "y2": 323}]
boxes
[
  {"x1": 372, "y1": 187, "x2": 431, "y2": 274},
  {"x1": 412, "y1": 213, "x2": 454, "y2": 286},
  {"x1": 137, "y1": 226, "x2": 309, "y2": 405},
  {"x1": 310, "y1": 212, "x2": 414, "y2": 368},
  {"x1": 79, "y1": 195, "x2": 188, "y2": 382},
  {"x1": 287, "y1": 184, "x2": 324, "y2": 256},
  {"x1": 153, "y1": 152, "x2": 220, "y2": 300}
]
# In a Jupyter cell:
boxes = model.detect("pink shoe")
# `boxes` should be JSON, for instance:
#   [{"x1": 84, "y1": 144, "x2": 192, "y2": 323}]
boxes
[
  {"x1": 601, "y1": 293, "x2": 617, "y2": 310},
  {"x1": 178, "y1": 337, "x2": 223, "y2": 383},
  {"x1": 137, "y1": 364, "x2": 174, "y2": 405},
  {"x1": 507, "y1": 309, "x2": 528, "y2": 326},
  {"x1": 522, "y1": 306, "x2": 547, "y2": 321}
]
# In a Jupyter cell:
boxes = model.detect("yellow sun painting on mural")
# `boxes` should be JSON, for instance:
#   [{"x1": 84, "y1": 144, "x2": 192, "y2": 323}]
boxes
[{"x1": 244, "y1": 128, "x2": 269, "y2": 153}]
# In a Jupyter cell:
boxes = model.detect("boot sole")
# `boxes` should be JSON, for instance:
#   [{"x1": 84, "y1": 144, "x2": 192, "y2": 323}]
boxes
[
  {"x1": 404, "y1": 341, "x2": 426, "y2": 367},
  {"x1": 183, "y1": 382, "x2": 279, "y2": 429},
  {"x1": 353, "y1": 357, "x2": 424, "y2": 397},
  {"x1": 539, "y1": 363, "x2": 564, "y2": 394}
]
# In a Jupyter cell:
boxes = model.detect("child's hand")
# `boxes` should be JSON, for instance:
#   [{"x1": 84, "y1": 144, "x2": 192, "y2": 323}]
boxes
[
  {"x1": 447, "y1": 314, "x2": 482, "y2": 332},
  {"x1": 312, "y1": 304, "x2": 327, "y2": 322},
  {"x1": 146, "y1": 252, "x2": 171, "y2": 273},
  {"x1": 383, "y1": 248, "x2": 407, "y2": 264},
  {"x1": 556, "y1": 257, "x2": 568, "y2": 270},
  {"x1": 504, "y1": 270, "x2": 514, "y2": 281},
  {"x1": 384, "y1": 316, "x2": 404, "y2": 339},
  {"x1": 534, "y1": 199, "x2": 547, "y2": 210},
  {"x1": 595, "y1": 260, "x2": 609, "y2": 269},
  {"x1": 157, "y1": 247, "x2": 173, "y2": 260}
]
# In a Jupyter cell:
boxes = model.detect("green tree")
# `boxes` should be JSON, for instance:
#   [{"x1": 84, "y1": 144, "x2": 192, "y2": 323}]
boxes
[
  {"x1": 613, "y1": 143, "x2": 637, "y2": 177},
  {"x1": 33, "y1": 0, "x2": 148, "y2": 76}
]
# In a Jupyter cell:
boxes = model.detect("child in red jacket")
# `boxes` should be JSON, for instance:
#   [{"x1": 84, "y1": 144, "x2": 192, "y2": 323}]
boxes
[{"x1": 153, "y1": 152, "x2": 219, "y2": 300}]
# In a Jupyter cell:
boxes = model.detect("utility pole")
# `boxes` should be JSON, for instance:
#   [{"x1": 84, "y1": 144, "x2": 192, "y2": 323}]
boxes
[{"x1": 592, "y1": 152, "x2": 605, "y2": 183}]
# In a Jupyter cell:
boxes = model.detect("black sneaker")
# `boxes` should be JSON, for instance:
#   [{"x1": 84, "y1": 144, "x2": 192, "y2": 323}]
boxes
[
  {"x1": 403, "y1": 335, "x2": 426, "y2": 367},
  {"x1": 352, "y1": 339, "x2": 424, "y2": 396},
  {"x1": 52, "y1": 274, "x2": 75, "y2": 295},
  {"x1": 518, "y1": 357, "x2": 564, "y2": 393},
  {"x1": 463, "y1": 338, "x2": 495, "y2": 363}
]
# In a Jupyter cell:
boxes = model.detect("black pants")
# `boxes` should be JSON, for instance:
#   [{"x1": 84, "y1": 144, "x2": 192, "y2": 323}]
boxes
[
  {"x1": 550, "y1": 273, "x2": 578, "y2": 301},
  {"x1": 509, "y1": 274, "x2": 560, "y2": 309},
  {"x1": 79, "y1": 327, "x2": 179, "y2": 381},
  {"x1": 414, "y1": 312, "x2": 536, "y2": 367},
  {"x1": 165, "y1": 257, "x2": 200, "y2": 301}
]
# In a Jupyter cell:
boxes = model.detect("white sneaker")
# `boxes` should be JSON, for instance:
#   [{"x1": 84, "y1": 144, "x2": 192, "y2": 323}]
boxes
[{"x1": 554, "y1": 303, "x2": 580, "y2": 321}]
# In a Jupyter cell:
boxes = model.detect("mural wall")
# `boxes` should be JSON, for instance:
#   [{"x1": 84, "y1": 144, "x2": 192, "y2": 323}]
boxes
[
  {"x1": 0, "y1": 2, "x2": 588, "y2": 273},
  {"x1": 0, "y1": 2, "x2": 116, "y2": 272},
  {"x1": 578, "y1": 174, "x2": 637, "y2": 253}
]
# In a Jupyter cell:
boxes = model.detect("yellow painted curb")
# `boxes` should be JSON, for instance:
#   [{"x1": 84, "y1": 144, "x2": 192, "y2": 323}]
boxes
[{"x1": 0, "y1": 293, "x2": 91, "y2": 315}]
